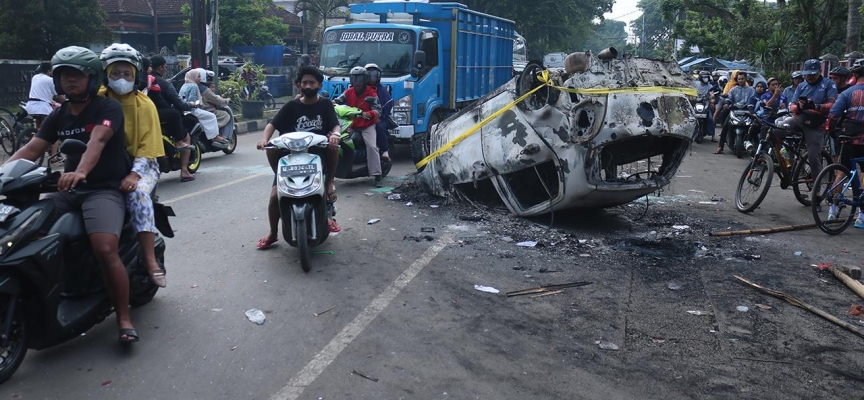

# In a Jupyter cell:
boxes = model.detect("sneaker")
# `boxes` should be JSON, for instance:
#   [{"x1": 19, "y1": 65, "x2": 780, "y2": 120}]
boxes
[
  {"x1": 855, "y1": 218, "x2": 864, "y2": 229},
  {"x1": 827, "y1": 204, "x2": 838, "y2": 221},
  {"x1": 744, "y1": 141, "x2": 754, "y2": 151},
  {"x1": 374, "y1": 175, "x2": 382, "y2": 188}
]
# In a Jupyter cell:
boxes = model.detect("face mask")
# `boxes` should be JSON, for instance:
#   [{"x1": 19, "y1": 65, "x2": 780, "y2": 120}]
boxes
[
  {"x1": 108, "y1": 78, "x2": 135, "y2": 95},
  {"x1": 301, "y1": 88, "x2": 319, "y2": 98},
  {"x1": 701, "y1": 77, "x2": 709, "y2": 83}
]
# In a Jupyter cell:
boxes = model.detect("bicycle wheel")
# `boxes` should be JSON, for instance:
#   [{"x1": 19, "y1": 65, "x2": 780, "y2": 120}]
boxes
[
  {"x1": 811, "y1": 164, "x2": 857, "y2": 235},
  {"x1": 0, "y1": 119, "x2": 14, "y2": 155},
  {"x1": 735, "y1": 153, "x2": 774, "y2": 213},
  {"x1": 16, "y1": 128, "x2": 44, "y2": 166},
  {"x1": 791, "y1": 150, "x2": 832, "y2": 207}
]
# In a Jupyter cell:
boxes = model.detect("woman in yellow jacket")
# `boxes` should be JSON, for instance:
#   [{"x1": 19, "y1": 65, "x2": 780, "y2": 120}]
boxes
[{"x1": 99, "y1": 44, "x2": 168, "y2": 289}]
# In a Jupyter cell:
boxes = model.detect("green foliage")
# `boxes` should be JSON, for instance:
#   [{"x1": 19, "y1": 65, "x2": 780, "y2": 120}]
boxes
[
  {"x1": 218, "y1": 0, "x2": 290, "y2": 52},
  {"x1": 223, "y1": 62, "x2": 266, "y2": 106},
  {"x1": 175, "y1": 36, "x2": 192, "y2": 55},
  {"x1": 296, "y1": 0, "x2": 349, "y2": 45},
  {"x1": 0, "y1": 0, "x2": 113, "y2": 59},
  {"x1": 580, "y1": 20, "x2": 628, "y2": 55}
]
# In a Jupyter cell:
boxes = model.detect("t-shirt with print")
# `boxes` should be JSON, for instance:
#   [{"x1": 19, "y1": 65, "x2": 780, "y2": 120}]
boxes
[
  {"x1": 270, "y1": 97, "x2": 339, "y2": 136},
  {"x1": 36, "y1": 96, "x2": 131, "y2": 189}
]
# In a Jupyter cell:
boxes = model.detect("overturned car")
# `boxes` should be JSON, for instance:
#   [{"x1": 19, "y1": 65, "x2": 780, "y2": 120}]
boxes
[{"x1": 416, "y1": 48, "x2": 696, "y2": 216}]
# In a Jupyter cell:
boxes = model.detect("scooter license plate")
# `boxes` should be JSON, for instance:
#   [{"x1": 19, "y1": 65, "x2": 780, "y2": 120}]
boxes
[
  {"x1": 0, "y1": 204, "x2": 19, "y2": 223},
  {"x1": 281, "y1": 164, "x2": 318, "y2": 176}
]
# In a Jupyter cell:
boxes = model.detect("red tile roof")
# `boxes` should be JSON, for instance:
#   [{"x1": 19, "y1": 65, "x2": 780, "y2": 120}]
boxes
[{"x1": 97, "y1": 0, "x2": 189, "y2": 16}]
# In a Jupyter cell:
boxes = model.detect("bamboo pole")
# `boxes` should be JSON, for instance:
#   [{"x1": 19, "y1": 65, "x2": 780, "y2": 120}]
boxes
[
  {"x1": 711, "y1": 220, "x2": 843, "y2": 237},
  {"x1": 734, "y1": 275, "x2": 864, "y2": 339},
  {"x1": 828, "y1": 267, "x2": 864, "y2": 301}
]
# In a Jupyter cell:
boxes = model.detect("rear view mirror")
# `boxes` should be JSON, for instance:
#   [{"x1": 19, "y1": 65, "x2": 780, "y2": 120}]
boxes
[{"x1": 60, "y1": 139, "x2": 87, "y2": 156}]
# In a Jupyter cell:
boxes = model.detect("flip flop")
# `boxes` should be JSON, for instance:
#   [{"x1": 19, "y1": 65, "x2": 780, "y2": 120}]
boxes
[
  {"x1": 329, "y1": 219, "x2": 341, "y2": 233},
  {"x1": 181, "y1": 176, "x2": 195, "y2": 182},
  {"x1": 713, "y1": 148, "x2": 724, "y2": 154},
  {"x1": 257, "y1": 236, "x2": 278, "y2": 250},
  {"x1": 118, "y1": 328, "x2": 139, "y2": 343}
]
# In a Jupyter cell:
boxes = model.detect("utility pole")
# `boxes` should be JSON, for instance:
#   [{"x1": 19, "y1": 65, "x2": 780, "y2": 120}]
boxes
[{"x1": 210, "y1": 0, "x2": 219, "y2": 91}]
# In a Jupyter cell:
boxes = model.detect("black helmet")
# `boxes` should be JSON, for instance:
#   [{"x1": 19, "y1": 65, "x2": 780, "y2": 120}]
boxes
[
  {"x1": 100, "y1": 43, "x2": 144, "y2": 87},
  {"x1": 51, "y1": 46, "x2": 103, "y2": 101},
  {"x1": 718, "y1": 76, "x2": 728, "y2": 86},
  {"x1": 349, "y1": 66, "x2": 368, "y2": 87},
  {"x1": 829, "y1": 66, "x2": 851, "y2": 78},
  {"x1": 699, "y1": 70, "x2": 710, "y2": 78},
  {"x1": 852, "y1": 59, "x2": 864, "y2": 75}
]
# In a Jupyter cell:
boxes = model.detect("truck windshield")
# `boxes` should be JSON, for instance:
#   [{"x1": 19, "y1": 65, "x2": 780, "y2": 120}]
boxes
[{"x1": 319, "y1": 29, "x2": 416, "y2": 77}]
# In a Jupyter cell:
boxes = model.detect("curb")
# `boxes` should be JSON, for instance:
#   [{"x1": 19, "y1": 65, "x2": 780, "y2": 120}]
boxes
[{"x1": 236, "y1": 118, "x2": 271, "y2": 134}]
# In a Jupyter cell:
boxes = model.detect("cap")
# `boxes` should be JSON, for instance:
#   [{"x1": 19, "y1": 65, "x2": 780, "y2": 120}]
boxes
[
  {"x1": 150, "y1": 55, "x2": 166, "y2": 69},
  {"x1": 801, "y1": 59, "x2": 821, "y2": 76}
]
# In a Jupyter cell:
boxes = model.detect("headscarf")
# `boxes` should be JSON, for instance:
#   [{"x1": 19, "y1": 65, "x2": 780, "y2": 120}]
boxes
[
  {"x1": 722, "y1": 70, "x2": 740, "y2": 95},
  {"x1": 196, "y1": 68, "x2": 210, "y2": 93},
  {"x1": 100, "y1": 63, "x2": 165, "y2": 159},
  {"x1": 184, "y1": 69, "x2": 203, "y2": 101}
]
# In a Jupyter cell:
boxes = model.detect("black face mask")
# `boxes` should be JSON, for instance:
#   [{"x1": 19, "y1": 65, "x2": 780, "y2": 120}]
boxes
[{"x1": 301, "y1": 88, "x2": 319, "y2": 98}]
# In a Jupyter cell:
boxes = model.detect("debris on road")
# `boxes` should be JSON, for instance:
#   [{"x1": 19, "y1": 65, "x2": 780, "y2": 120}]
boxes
[
  {"x1": 822, "y1": 265, "x2": 864, "y2": 301},
  {"x1": 667, "y1": 282, "x2": 682, "y2": 290},
  {"x1": 101, "y1": 380, "x2": 112, "y2": 387},
  {"x1": 710, "y1": 221, "x2": 841, "y2": 237},
  {"x1": 794, "y1": 251, "x2": 803, "y2": 257},
  {"x1": 596, "y1": 340, "x2": 620, "y2": 351},
  {"x1": 245, "y1": 309, "x2": 266, "y2": 325},
  {"x1": 736, "y1": 306, "x2": 750, "y2": 312},
  {"x1": 314, "y1": 306, "x2": 335, "y2": 317},
  {"x1": 850, "y1": 305, "x2": 864, "y2": 316},
  {"x1": 734, "y1": 275, "x2": 864, "y2": 339},
  {"x1": 387, "y1": 193, "x2": 402, "y2": 200},
  {"x1": 687, "y1": 310, "x2": 712, "y2": 316},
  {"x1": 516, "y1": 241, "x2": 538, "y2": 247},
  {"x1": 474, "y1": 285, "x2": 500, "y2": 294},
  {"x1": 459, "y1": 214, "x2": 483, "y2": 222},
  {"x1": 429, "y1": 204, "x2": 440, "y2": 208},
  {"x1": 404, "y1": 235, "x2": 435, "y2": 242},
  {"x1": 367, "y1": 219, "x2": 381, "y2": 225},
  {"x1": 314, "y1": 250, "x2": 336, "y2": 255},
  {"x1": 506, "y1": 281, "x2": 592, "y2": 298},
  {"x1": 190, "y1": 284, "x2": 199, "y2": 289},
  {"x1": 421, "y1": 227, "x2": 436, "y2": 233},
  {"x1": 369, "y1": 186, "x2": 395, "y2": 193},
  {"x1": 672, "y1": 225, "x2": 690, "y2": 231},
  {"x1": 530, "y1": 290, "x2": 562, "y2": 298},
  {"x1": 352, "y1": 369, "x2": 379, "y2": 382},
  {"x1": 754, "y1": 304, "x2": 773, "y2": 310}
]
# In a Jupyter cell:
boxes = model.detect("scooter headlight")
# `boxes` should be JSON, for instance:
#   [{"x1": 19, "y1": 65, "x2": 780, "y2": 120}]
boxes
[
  {"x1": 277, "y1": 173, "x2": 322, "y2": 197},
  {"x1": 0, "y1": 210, "x2": 41, "y2": 255},
  {"x1": 282, "y1": 135, "x2": 314, "y2": 152}
]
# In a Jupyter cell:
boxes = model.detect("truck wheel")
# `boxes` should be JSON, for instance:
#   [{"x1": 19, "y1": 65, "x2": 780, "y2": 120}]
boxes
[{"x1": 410, "y1": 111, "x2": 442, "y2": 172}]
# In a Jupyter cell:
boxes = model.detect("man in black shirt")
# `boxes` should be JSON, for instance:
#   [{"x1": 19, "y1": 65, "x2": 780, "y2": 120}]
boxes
[
  {"x1": 255, "y1": 66, "x2": 341, "y2": 249},
  {"x1": 7, "y1": 46, "x2": 139, "y2": 343}
]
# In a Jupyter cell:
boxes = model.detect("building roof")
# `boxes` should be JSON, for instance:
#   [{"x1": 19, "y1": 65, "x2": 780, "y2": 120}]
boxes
[
  {"x1": 270, "y1": 2, "x2": 302, "y2": 25},
  {"x1": 97, "y1": 0, "x2": 188, "y2": 16}
]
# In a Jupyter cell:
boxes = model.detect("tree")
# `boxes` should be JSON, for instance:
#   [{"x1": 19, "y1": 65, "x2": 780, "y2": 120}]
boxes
[
  {"x1": 581, "y1": 20, "x2": 628, "y2": 55},
  {"x1": 296, "y1": 0, "x2": 349, "y2": 47},
  {"x1": 217, "y1": 0, "x2": 289, "y2": 52},
  {"x1": 847, "y1": 0, "x2": 861, "y2": 53},
  {"x1": 0, "y1": 0, "x2": 112, "y2": 59}
]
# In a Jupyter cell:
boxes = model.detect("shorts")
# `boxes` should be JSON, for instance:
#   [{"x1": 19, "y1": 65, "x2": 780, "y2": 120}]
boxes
[{"x1": 46, "y1": 189, "x2": 126, "y2": 237}]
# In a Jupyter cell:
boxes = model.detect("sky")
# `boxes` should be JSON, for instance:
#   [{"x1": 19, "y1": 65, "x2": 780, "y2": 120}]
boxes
[{"x1": 603, "y1": 0, "x2": 642, "y2": 41}]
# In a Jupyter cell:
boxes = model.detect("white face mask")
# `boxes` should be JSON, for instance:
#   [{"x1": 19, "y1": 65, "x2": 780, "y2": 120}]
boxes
[{"x1": 108, "y1": 78, "x2": 135, "y2": 95}]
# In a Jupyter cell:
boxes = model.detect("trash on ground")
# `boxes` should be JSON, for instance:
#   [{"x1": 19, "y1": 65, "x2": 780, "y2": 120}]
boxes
[
  {"x1": 245, "y1": 309, "x2": 266, "y2": 325},
  {"x1": 516, "y1": 241, "x2": 538, "y2": 247},
  {"x1": 404, "y1": 235, "x2": 435, "y2": 242},
  {"x1": 474, "y1": 285, "x2": 500, "y2": 294},
  {"x1": 530, "y1": 290, "x2": 563, "y2": 298},
  {"x1": 735, "y1": 275, "x2": 864, "y2": 339},
  {"x1": 429, "y1": 204, "x2": 440, "y2": 208},
  {"x1": 823, "y1": 265, "x2": 864, "y2": 301},
  {"x1": 667, "y1": 282, "x2": 681, "y2": 290},
  {"x1": 230, "y1": 346, "x2": 238, "y2": 351},
  {"x1": 506, "y1": 281, "x2": 592, "y2": 297},
  {"x1": 352, "y1": 369, "x2": 379, "y2": 382},
  {"x1": 538, "y1": 268, "x2": 563, "y2": 273},
  {"x1": 816, "y1": 262, "x2": 834, "y2": 270},
  {"x1": 710, "y1": 196, "x2": 724, "y2": 202},
  {"x1": 387, "y1": 193, "x2": 402, "y2": 200},
  {"x1": 850, "y1": 305, "x2": 864, "y2": 316},
  {"x1": 754, "y1": 304, "x2": 772, "y2": 310},
  {"x1": 314, "y1": 306, "x2": 335, "y2": 317},
  {"x1": 794, "y1": 251, "x2": 803, "y2": 257},
  {"x1": 190, "y1": 284, "x2": 199, "y2": 289},
  {"x1": 596, "y1": 340, "x2": 620, "y2": 351},
  {"x1": 687, "y1": 310, "x2": 712, "y2": 316},
  {"x1": 710, "y1": 222, "x2": 822, "y2": 237},
  {"x1": 672, "y1": 225, "x2": 690, "y2": 230},
  {"x1": 579, "y1": 254, "x2": 591, "y2": 257},
  {"x1": 369, "y1": 186, "x2": 395, "y2": 193},
  {"x1": 314, "y1": 250, "x2": 335, "y2": 255},
  {"x1": 459, "y1": 214, "x2": 483, "y2": 222},
  {"x1": 578, "y1": 239, "x2": 588, "y2": 244},
  {"x1": 211, "y1": 308, "x2": 223, "y2": 312},
  {"x1": 367, "y1": 219, "x2": 381, "y2": 225},
  {"x1": 101, "y1": 380, "x2": 112, "y2": 387},
  {"x1": 736, "y1": 306, "x2": 749, "y2": 312},
  {"x1": 421, "y1": 227, "x2": 436, "y2": 233},
  {"x1": 364, "y1": 192, "x2": 374, "y2": 196},
  {"x1": 405, "y1": 202, "x2": 414, "y2": 206}
]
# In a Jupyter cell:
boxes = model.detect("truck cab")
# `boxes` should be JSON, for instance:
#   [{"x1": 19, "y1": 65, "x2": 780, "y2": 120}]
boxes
[{"x1": 319, "y1": 1, "x2": 514, "y2": 166}]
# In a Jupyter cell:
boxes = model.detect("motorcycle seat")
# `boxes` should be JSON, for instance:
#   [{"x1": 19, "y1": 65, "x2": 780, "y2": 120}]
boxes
[{"x1": 47, "y1": 212, "x2": 86, "y2": 242}]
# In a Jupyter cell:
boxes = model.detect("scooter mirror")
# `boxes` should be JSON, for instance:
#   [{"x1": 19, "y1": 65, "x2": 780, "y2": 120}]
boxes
[{"x1": 60, "y1": 139, "x2": 87, "y2": 155}]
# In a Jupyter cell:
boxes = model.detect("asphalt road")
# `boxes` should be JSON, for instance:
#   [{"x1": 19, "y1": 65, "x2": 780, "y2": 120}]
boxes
[{"x1": 3, "y1": 133, "x2": 864, "y2": 399}]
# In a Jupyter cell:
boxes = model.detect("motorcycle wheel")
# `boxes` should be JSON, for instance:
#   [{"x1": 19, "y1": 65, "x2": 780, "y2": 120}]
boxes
[
  {"x1": 129, "y1": 240, "x2": 164, "y2": 307},
  {"x1": 0, "y1": 295, "x2": 27, "y2": 384},
  {"x1": 222, "y1": 131, "x2": 238, "y2": 155},
  {"x1": 734, "y1": 133, "x2": 744, "y2": 159},
  {"x1": 187, "y1": 142, "x2": 202, "y2": 174},
  {"x1": 295, "y1": 214, "x2": 312, "y2": 273}
]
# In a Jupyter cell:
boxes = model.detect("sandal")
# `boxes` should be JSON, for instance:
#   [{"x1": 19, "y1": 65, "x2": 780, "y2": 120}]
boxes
[
  {"x1": 329, "y1": 219, "x2": 341, "y2": 233},
  {"x1": 257, "y1": 236, "x2": 278, "y2": 250},
  {"x1": 713, "y1": 148, "x2": 724, "y2": 154},
  {"x1": 148, "y1": 269, "x2": 167, "y2": 288},
  {"x1": 118, "y1": 328, "x2": 139, "y2": 343}
]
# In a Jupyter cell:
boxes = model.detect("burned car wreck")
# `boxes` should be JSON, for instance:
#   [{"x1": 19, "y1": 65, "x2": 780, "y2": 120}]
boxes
[{"x1": 416, "y1": 48, "x2": 696, "y2": 216}]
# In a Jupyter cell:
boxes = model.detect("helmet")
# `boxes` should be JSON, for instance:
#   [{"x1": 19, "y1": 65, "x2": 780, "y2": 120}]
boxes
[
  {"x1": 802, "y1": 59, "x2": 821, "y2": 76},
  {"x1": 349, "y1": 66, "x2": 369, "y2": 86},
  {"x1": 718, "y1": 76, "x2": 728, "y2": 86},
  {"x1": 365, "y1": 63, "x2": 381, "y2": 83},
  {"x1": 699, "y1": 70, "x2": 710, "y2": 78},
  {"x1": 852, "y1": 59, "x2": 864, "y2": 75},
  {"x1": 829, "y1": 66, "x2": 850, "y2": 78},
  {"x1": 791, "y1": 71, "x2": 803, "y2": 79},
  {"x1": 100, "y1": 43, "x2": 143, "y2": 87},
  {"x1": 364, "y1": 63, "x2": 380, "y2": 71},
  {"x1": 51, "y1": 46, "x2": 103, "y2": 100},
  {"x1": 711, "y1": 70, "x2": 721, "y2": 77}
]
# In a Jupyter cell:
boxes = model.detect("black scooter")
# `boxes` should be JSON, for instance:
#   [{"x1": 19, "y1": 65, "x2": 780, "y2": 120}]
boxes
[
  {"x1": 195, "y1": 105, "x2": 239, "y2": 156},
  {"x1": 0, "y1": 140, "x2": 174, "y2": 384}
]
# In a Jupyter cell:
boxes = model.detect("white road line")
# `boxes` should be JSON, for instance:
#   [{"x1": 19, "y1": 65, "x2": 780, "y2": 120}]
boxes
[
  {"x1": 270, "y1": 234, "x2": 453, "y2": 400},
  {"x1": 162, "y1": 172, "x2": 269, "y2": 205}
]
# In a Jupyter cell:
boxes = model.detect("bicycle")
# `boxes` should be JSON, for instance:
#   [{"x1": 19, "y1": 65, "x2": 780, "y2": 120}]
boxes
[
  {"x1": 810, "y1": 135, "x2": 864, "y2": 234},
  {"x1": 734, "y1": 109, "x2": 831, "y2": 213},
  {"x1": 0, "y1": 106, "x2": 23, "y2": 156}
]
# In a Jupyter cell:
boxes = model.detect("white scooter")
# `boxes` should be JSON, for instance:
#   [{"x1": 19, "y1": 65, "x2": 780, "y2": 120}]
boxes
[{"x1": 266, "y1": 132, "x2": 334, "y2": 272}]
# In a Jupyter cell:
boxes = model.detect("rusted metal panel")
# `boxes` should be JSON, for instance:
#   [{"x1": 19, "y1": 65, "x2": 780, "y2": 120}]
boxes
[{"x1": 418, "y1": 52, "x2": 695, "y2": 216}]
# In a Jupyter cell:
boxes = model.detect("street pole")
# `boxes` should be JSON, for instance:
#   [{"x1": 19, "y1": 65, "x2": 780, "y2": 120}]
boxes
[{"x1": 211, "y1": 0, "x2": 219, "y2": 91}]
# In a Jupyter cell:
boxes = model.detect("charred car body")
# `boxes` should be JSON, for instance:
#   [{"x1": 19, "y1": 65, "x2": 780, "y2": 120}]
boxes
[{"x1": 417, "y1": 48, "x2": 696, "y2": 217}]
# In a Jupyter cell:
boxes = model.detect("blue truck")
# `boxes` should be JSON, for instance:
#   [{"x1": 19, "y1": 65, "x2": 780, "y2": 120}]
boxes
[{"x1": 318, "y1": 1, "x2": 516, "y2": 166}]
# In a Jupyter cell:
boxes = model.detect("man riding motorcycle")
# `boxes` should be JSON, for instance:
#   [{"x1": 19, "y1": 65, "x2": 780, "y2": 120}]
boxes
[
  {"x1": 333, "y1": 67, "x2": 383, "y2": 187},
  {"x1": 5, "y1": 46, "x2": 139, "y2": 343},
  {"x1": 715, "y1": 72, "x2": 756, "y2": 154}
]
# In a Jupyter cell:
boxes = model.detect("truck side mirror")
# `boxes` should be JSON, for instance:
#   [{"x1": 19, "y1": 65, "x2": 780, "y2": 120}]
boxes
[{"x1": 411, "y1": 50, "x2": 427, "y2": 78}]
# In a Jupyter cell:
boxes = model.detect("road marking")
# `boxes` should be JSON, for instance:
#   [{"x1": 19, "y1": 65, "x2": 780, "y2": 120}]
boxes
[
  {"x1": 162, "y1": 172, "x2": 269, "y2": 205},
  {"x1": 270, "y1": 234, "x2": 453, "y2": 400}
]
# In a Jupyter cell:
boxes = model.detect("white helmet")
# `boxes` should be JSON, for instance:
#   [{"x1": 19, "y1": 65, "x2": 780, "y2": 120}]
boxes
[
  {"x1": 364, "y1": 63, "x2": 380, "y2": 71},
  {"x1": 100, "y1": 43, "x2": 141, "y2": 71}
]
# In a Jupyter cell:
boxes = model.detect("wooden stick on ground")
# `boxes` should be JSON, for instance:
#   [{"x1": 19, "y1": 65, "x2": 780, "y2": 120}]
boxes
[
  {"x1": 506, "y1": 281, "x2": 592, "y2": 297},
  {"x1": 711, "y1": 223, "x2": 817, "y2": 237},
  {"x1": 827, "y1": 267, "x2": 864, "y2": 301},
  {"x1": 734, "y1": 275, "x2": 864, "y2": 339}
]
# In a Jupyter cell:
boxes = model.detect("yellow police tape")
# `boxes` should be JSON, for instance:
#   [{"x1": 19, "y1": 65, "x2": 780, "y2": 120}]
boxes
[{"x1": 414, "y1": 73, "x2": 697, "y2": 169}]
